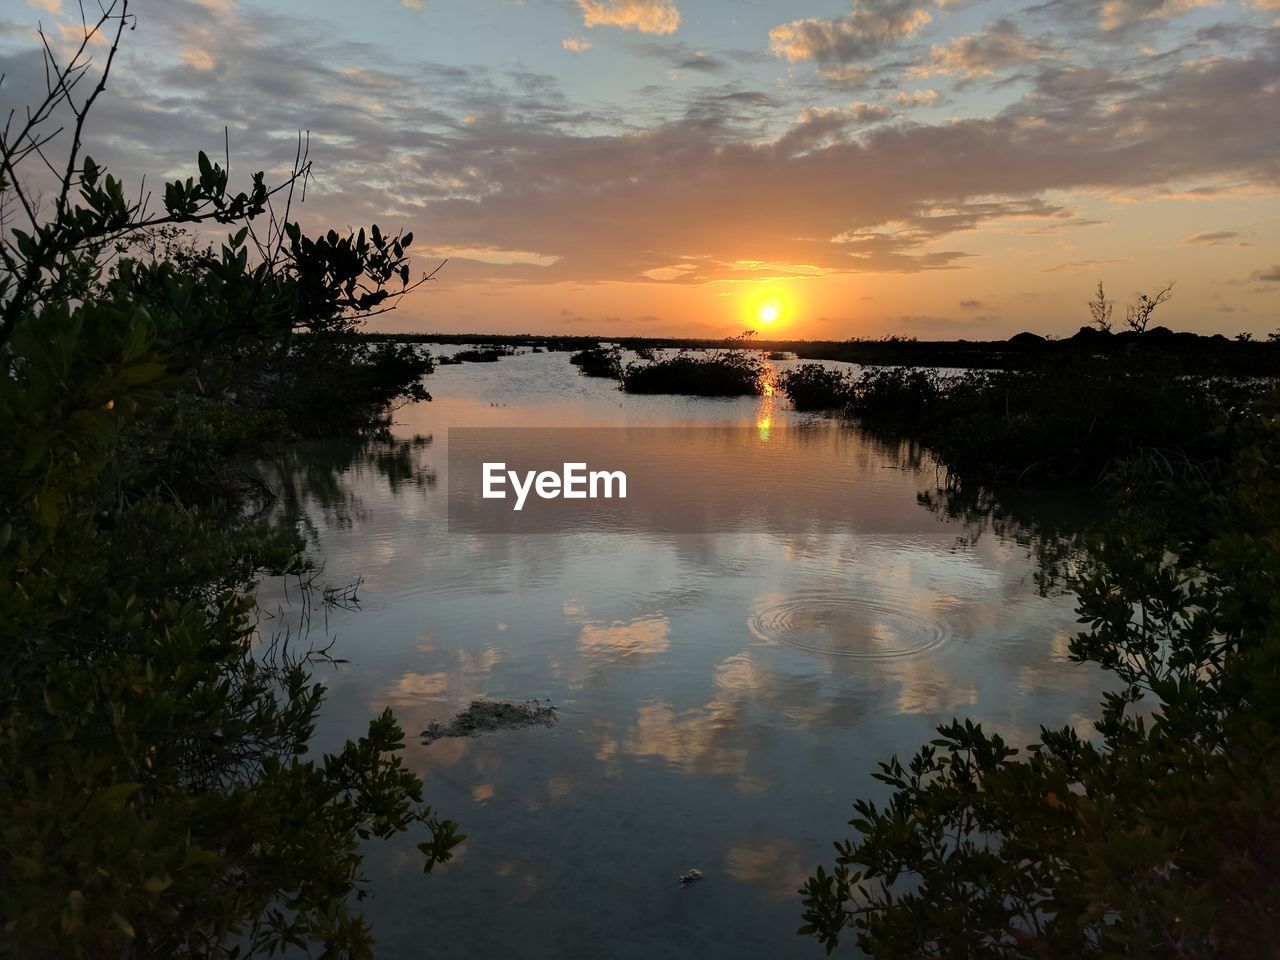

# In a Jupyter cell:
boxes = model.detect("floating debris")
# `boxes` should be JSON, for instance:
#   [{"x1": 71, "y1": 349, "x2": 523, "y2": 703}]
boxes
[
  {"x1": 420, "y1": 699, "x2": 558, "y2": 743},
  {"x1": 678, "y1": 868, "x2": 704, "y2": 887}
]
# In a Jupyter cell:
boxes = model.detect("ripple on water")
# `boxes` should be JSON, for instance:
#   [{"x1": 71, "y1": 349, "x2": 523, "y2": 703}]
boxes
[{"x1": 748, "y1": 592, "x2": 951, "y2": 660}]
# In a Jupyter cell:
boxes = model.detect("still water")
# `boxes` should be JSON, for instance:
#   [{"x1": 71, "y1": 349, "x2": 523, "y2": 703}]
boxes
[{"x1": 265, "y1": 349, "x2": 1107, "y2": 959}]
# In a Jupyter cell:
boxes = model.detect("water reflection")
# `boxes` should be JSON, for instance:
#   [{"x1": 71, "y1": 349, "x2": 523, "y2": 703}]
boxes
[
  {"x1": 266, "y1": 350, "x2": 1109, "y2": 959},
  {"x1": 575, "y1": 615, "x2": 672, "y2": 664},
  {"x1": 725, "y1": 840, "x2": 810, "y2": 902},
  {"x1": 748, "y1": 591, "x2": 953, "y2": 659},
  {"x1": 261, "y1": 432, "x2": 435, "y2": 539},
  {"x1": 915, "y1": 480, "x2": 1100, "y2": 596}
]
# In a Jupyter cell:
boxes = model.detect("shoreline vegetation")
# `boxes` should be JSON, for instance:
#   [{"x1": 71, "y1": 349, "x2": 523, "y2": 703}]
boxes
[
  {"x1": 802, "y1": 361, "x2": 1265, "y2": 486},
  {"x1": 799, "y1": 387, "x2": 1280, "y2": 958},
  {"x1": 362, "y1": 323, "x2": 1278, "y2": 376}
]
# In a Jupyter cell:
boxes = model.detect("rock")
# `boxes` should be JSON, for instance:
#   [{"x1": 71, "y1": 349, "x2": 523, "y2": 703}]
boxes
[
  {"x1": 1006, "y1": 331, "x2": 1047, "y2": 350},
  {"x1": 421, "y1": 698, "x2": 558, "y2": 743}
]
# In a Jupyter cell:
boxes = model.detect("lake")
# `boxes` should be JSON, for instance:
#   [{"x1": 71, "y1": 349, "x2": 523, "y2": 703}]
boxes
[{"x1": 263, "y1": 348, "x2": 1108, "y2": 959}]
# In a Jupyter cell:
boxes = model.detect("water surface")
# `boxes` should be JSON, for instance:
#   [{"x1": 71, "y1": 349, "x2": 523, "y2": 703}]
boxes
[{"x1": 268, "y1": 349, "x2": 1107, "y2": 959}]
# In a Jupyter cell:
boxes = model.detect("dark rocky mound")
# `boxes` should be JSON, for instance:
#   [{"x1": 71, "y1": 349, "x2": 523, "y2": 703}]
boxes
[{"x1": 420, "y1": 699, "x2": 558, "y2": 743}]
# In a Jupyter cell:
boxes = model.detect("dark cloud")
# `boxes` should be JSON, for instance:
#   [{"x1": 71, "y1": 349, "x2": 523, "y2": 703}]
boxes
[
  {"x1": 911, "y1": 19, "x2": 1056, "y2": 79},
  {"x1": 625, "y1": 37, "x2": 730, "y2": 74}
]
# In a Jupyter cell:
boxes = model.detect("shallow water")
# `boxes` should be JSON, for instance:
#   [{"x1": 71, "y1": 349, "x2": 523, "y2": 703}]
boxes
[{"x1": 265, "y1": 349, "x2": 1108, "y2": 959}]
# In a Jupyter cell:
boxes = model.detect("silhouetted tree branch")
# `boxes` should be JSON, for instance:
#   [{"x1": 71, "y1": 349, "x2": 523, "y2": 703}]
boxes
[{"x1": 1125, "y1": 282, "x2": 1174, "y2": 334}]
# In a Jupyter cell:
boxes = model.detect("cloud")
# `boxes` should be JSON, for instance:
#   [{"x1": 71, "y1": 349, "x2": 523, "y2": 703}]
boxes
[
  {"x1": 563, "y1": 37, "x2": 592, "y2": 53},
  {"x1": 816, "y1": 64, "x2": 873, "y2": 86},
  {"x1": 670, "y1": 51, "x2": 724, "y2": 73},
  {"x1": 2, "y1": 0, "x2": 1276, "y2": 304},
  {"x1": 625, "y1": 38, "x2": 729, "y2": 74},
  {"x1": 959, "y1": 298, "x2": 985, "y2": 308},
  {"x1": 773, "y1": 101, "x2": 894, "y2": 155},
  {"x1": 894, "y1": 88, "x2": 940, "y2": 107},
  {"x1": 1180, "y1": 230, "x2": 1238, "y2": 245},
  {"x1": 423, "y1": 246, "x2": 560, "y2": 267},
  {"x1": 180, "y1": 47, "x2": 216, "y2": 70},
  {"x1": 1043, "y1": 258, "x2": 1126, "y2": 273},
  {"x1": 1098, "y1": 0, "x2": 1218, "y2": 30},
  {"x1": 850, "y1": 101, "x2": 894, "y2": 121},
  {"x1": 579, "y1": 0, "x2": 679, "y2": 35},
  {"x1": 769, "y1": 0, "x2": 932, "y2": 66},
  {"x1": 1250, "y1": 265, "x2": 1280, "y2": 282},
  {"x1": 642, "y1": 263, "x2": 698, "y2": 281},
  {"x1": 910, "y1": 20, "x2": 1053, "y2": 79}
]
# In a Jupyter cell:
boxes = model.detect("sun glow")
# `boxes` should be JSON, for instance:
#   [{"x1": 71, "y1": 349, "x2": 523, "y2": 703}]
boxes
[
  {"x1": 743, "y1": 286, "x2": 797, "y2": 333},
  {"x1": 750, "y1": 293, "x2": 789, "y2": 330}
]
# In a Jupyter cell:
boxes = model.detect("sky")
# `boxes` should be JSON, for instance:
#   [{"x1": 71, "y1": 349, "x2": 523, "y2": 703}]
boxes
[{"x1": 1, "y1": 0, "x2": 1277, "y2": 339}]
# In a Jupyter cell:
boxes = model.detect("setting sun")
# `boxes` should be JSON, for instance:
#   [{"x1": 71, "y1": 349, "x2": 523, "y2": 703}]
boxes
[{"x1": 747, "y1": 284, "x2": 793, "y2": 332}]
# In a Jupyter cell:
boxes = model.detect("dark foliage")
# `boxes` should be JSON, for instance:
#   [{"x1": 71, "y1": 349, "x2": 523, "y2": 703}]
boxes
[
  {"x1": 1, "y1": 7, "x2": 460, "y2": 956},
  {"x1": 779, "y1": 363, "x2": 855, "y2": 410},
  {"x1": 845, "y1": 361, "x2": 1265, "y2": 485},
  {"x1": 569, "y1": 345, "x2": 623, "y2": 378},
  {"x1": 441, "y1": 346, "x2": 513, "y2": 364},
  {"x1": 621, "y1": 349, "x2": 764, "y2": 396},
  {"x1": 278, "y1": 337, "x2": 433, "y2": 435}
]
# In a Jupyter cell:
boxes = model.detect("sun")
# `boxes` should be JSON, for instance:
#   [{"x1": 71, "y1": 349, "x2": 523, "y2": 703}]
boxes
[{"x1": 745, "y1": 288, "x2": 794, "y2": 331}]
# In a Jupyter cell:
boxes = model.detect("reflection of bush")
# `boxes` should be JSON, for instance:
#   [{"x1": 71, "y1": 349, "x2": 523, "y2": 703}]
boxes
[
  {"x1": 264, "y1": 433, "x2": 436, "y2": 537},
  {"x1": 916, "y1": 482, "x2": 1099, "y2": 596}
]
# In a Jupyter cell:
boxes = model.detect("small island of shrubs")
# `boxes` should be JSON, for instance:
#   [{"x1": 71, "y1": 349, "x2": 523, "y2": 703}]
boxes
[
  {"x1": 620, "y1": 349, "x2": 764, "y2": 396},
  {"x1": 569, "y1": 345, "x2": 623, "y2": 378}
]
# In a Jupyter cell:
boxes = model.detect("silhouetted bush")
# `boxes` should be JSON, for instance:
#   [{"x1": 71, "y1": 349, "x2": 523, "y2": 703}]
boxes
[
  {"x1": 778, "y1": 363, "x2": 855, "y2": 410},
  {"x1": 569, "y1": 345, "x2": 622, "y2": 378},
  {"x1": 847, "y1": 362, "x2": 1266, "y2": 484},
  {"x1": 281, "y1": 338, "x2": 433, "y2": 434},
  {"x1": 620, "y1": 350, "x2": 764, "y2": 396},
  {"x1": 450, "y1": 346, "x2": 510, "y2": 363}
]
